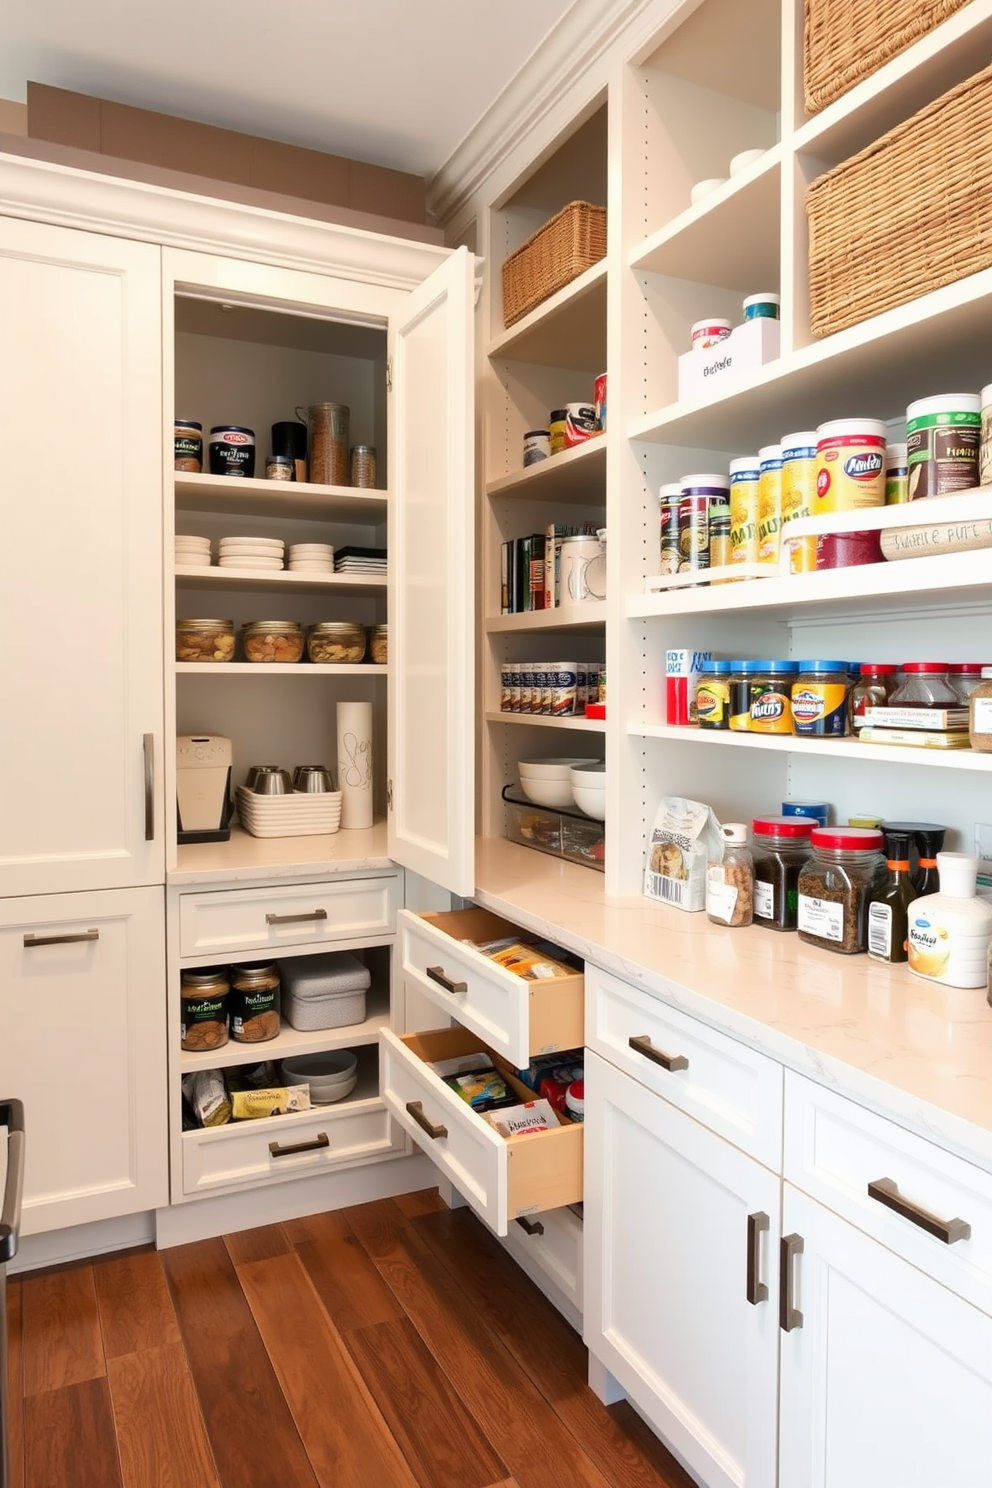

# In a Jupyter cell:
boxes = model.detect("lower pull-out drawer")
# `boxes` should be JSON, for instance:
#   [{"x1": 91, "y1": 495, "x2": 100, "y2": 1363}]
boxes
[{"x1": 380, "y1": 1026, "x2": 583, "y2": 1236}]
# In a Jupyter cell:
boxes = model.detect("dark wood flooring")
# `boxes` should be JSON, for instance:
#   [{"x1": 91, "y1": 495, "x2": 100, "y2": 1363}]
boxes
[{"x1": 5, "y1": 1190, "x2": 695, "y2": 1488}]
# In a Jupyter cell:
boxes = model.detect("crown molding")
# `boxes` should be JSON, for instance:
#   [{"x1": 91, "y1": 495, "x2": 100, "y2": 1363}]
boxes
[{"x1": 427, "y1": 0, "x2": 655, "y2": 226}]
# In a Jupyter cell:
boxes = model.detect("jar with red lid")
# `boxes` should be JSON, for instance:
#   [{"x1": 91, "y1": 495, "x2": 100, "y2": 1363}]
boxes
[
  {"x1": 947, "y1": 663, "x2": 990, "y2": 705},
  {"x1": 752, "y1": 816, "x2": 816, "y2": 931},
  {"x1": 849, "y1": 662, "x2": 898, "y2": 730},
  {"x1": 888, "y1": 663, "x2": 957, "y2": 710},
  {"x1": 798, "y1": 827, "x2": 886, "y2": 953}
]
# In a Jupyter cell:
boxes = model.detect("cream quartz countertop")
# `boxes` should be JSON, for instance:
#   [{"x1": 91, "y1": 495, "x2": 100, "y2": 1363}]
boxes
[
  {"x1": 169, "y1": 822, "x2": 395, "y2": 885},
  {"x1": 471, "y1": 837, "x2": 992, "y2": 1178}
]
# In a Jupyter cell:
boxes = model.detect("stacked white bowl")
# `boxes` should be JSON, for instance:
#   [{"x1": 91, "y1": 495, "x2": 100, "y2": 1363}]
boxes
[
  {"x1": 517, "y1": 757, "x2": 593, "y2": 811},
  {"x1": 281, "y1": 1050, "x2": 358, "y2": 1104},
  {"x1": 570, "y1": 760, "x2": 606, "y2": 819},
  {"x1": 175, "y1": 534, "x2": 212, "y2": 567},
  {"x1": 218, "y1": 535, "x2": 285, "y2": 571},
  {"x1": 288, "y1": 543, "x2": 335, "y2": 573}
]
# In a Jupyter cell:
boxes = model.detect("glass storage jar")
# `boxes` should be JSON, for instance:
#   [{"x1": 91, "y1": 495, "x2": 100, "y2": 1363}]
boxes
[
  {"x1": 176, "y1": 618, "x2": 236, "y2": 663},
  {"x1": 242, "y1": 620, "x2": 305, "y2": 663},
  {"x1": 791, "y1": 660, "x2": 852, "y2": 737},
  {"x1": 180, "y1": 968, "x2": 230, "y2": 1051},
  {"x1": 369, "y1": 624, "x2": 388, "y2": 664},
  {"x1": 230, "y1": 963, "x2": 281, "y2": 1042},
  {"x1": 752, "y1": 815, "x2": 815, "y2": 931},
  {"x1": 969, "y1": 667, "x2": 992, "y2": 751},
  {"x1": 798, "y1": 827, "x2": 886, "y2": 954},
  {"x1": 349, "y1": 445, "x2": 377, "y2": 488},
  {"x1": 307, "y1": 621, "x2": 366, "y2": 664},
  {"x1": 888, "y1": 662, "x2": 957, "y2": 709},
  {"x1": 695, "y1": 660, "x2": 732, "y2": 730},
  {"x1": 948, "y1": 662, "x2": 990, "y2": 705},
  {"x1": 849, "y1": 662, "x2": 898, "y2": 730}
]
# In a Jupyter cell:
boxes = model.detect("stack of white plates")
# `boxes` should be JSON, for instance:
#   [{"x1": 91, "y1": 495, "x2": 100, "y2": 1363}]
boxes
[
  {"x1": 175, "y1": 535, "x2": 212, "y2": 567},
  {"x1": 288, "y1": 543, "x2": 334, "y2": 573},
  {"x1": 218, "y1": 536, "x2": 285, "y2": 571},
  {"x1": 236, "y1": 786, "x2": 342, "y2": 838}
]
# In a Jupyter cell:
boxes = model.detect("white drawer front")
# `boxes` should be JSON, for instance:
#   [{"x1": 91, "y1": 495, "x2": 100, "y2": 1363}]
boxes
[
  {"x1": 379, "y1": 1026, "x2": 583, "y2": 1237},
  {"x1": 585, "y1": 963, "x2": 783, "y2": 1170},
  {"x1": 500, "y1": 1204, "x2": 583, "y2": 1325},
  {"x1": 784, "y1": 1072, "x2": 992, "y2": 1312},
  {"x1": 179, "y1": 875, "x2": 400, "y2": 958},
  {"x1": 181, "y1": 1098, "x2": 399, "y2": 1197},
  {"x1": 399, "y1": 907, "x2": 583, "y2": 1068}
]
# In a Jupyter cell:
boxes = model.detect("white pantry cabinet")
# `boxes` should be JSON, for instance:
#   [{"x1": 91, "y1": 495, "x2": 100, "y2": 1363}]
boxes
[{"x1": 0, "y1": 217, "x2": 165, "y2": 896}]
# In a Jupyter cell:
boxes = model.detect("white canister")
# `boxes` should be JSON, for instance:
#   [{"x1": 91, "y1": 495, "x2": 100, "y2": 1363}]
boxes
[
  {"x1": 691, "y1": 318, "x2": 733, "y2": 351},
  {"x1": 336, "y1": 701, "x2": 373, "y2": 829},
  {"x1": 559, "y1": 535, "x2": 606, "y2": 604}
]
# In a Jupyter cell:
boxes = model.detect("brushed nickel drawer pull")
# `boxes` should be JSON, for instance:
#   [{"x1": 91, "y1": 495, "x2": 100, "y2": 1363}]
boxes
[
  {"x1": 516, "y1": 1215, "x2": 544, "y2": 1237},
  {"x1": 628, "y1": 1034, "x2": 689, "y2": 1072},
  {"x1": 143, "y1": 733, "x2": 155, "y2": 841},
  {"x1": 426, "y1": 965, "x2": 468, "y2": 994},
  {"x1": 23, "y1": 929, "x2": 99, "y2": 948},
  {"x1": 746, "y1": 1210, "x2": 769, "y2": 1305},
  {"x1": 868, "y1": 1177, "x2": 971, "y2": 1244},
  {"x1": 779, "y1": 1233, "x2": 804, "y2": 1332},
  {"x1": 269, "y1": 1133, "x2": 329, "y2": 1158},
  {"x1": 406, "y1": 1100, "x2": 447, "y2": 1140},
  {"x1": 265, "y1": 909, "x2": 328, "y2": 925}
]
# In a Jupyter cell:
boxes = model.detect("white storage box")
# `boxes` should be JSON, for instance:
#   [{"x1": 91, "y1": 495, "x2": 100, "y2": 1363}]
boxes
[
  {"x1": 279, "y1": 951, "x2": 370, "y2": 1031},
  {"x1": 677, "y1": 317, "x2": 780, "y2": 404}
]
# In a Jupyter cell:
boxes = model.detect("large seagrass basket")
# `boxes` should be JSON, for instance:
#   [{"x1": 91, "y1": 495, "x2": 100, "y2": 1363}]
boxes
[
  {"x1": 501, "y1": 201, "x2": 607, "y2": 328},
  {"x1": 804, "y1": 0, "x2": 970, "y2": 114}
]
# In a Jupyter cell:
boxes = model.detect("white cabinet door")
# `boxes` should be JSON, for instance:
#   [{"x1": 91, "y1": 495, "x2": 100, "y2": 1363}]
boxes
[
  {"x1": 779, "y1": 1183, "x2": 992, "y2": 1488},
  {"x1": 388, "y1": 247, "x2": 475, "y2": 896},
  {"x1": 0, "y1": 218, "x2": 164, "y2": 895},
  {"x1": 585, "y1": 1049, "x2": 780, "y2": 1488},
  {"x1": 0, "y1": 888, "x2": 168, "y2": 1234}
]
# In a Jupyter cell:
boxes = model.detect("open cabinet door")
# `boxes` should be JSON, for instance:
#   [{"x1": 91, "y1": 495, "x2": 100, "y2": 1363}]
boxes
[{"x1": 388, "y1": 247, "x2": 475, "y2": 897}]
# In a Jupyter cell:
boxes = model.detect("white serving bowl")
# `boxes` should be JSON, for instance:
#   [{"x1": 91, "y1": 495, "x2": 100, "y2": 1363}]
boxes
[
  {"x1": 690, "y1": 177, "x2": 726, "y2": 205},
  {"x1": 729, "y1": 148, "x2": 765, "y2": 175},
  {"x1": 569, "y1": 760, "x2": 605, "y2": 783},
  {"x1": 281, "y1": 1050, "x2": 358, "y2": 1103},
  {"x1": 518, "y1": 756, "x2": 592, "y2": 780},
  {"x1": 571, "y1": 783, "x2": 606, "y2": 820},
  {"x1": 517, "y1": 776, "x2": 578, "y2": 811}
]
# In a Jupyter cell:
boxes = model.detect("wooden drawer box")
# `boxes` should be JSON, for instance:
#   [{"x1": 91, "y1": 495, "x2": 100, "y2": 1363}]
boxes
[
  {"x1": 784, "y1": 1072, "x2": 992, "y2": 1312},
  {"x1": 380, "y1": 1026, "x2": 583, "y2": 1236},
  {"x1": 399, "y1": 907, "x2": 584, "y2": 1068},
  {"x1": 585, "y1": 963, "x2": 783, "y2": 1171},
  {"x1": 179, "y1": 875, "x2": 400, "y2": 959}
]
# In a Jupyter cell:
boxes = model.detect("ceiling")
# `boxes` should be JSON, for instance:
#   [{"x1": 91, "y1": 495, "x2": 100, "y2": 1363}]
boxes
[{"x1": 0, "y1": 0, "x2": 578, "y2": 181}]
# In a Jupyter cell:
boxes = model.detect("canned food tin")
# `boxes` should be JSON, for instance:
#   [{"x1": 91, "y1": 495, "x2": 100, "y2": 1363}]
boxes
[
  {"x1": 549, "y1": 409, "x2": 568, "y2": 456},
  {"x1": 885, "y1": 442, "x2": 909, "y2": 505},
  {"x1": 564, "y1": 404, "x2": 601, "y2": 449},
  {"x1": 757, "y1": 445, "x2": 782, "y2": 564},
  {"x1": 781, "y1": 431, "x2": 818, "y2": 573},
  {"x1": 209, "y1": 425, "x2": 256, "y2": 478},
  {"x1": 729, "y1": 458, "x2": 760, "y2": 566},
  {"x1": 523, "y1": 430, "x2": 550, "y2": 466},
  {"x1": 175, "y1": 419, "x2": 203, "y2": 473},
  {"x1": 659, "y1": 482, "x2": 682, "y2": 574}
]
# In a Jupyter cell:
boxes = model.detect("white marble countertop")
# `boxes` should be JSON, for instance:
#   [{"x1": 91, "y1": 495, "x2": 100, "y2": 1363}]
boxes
[
  {"x1": 472, "y1": 837, "x2": 992, "y2": 1176},
  {"x1": 169, "y1": 822, "x2": 394, "y2": 885}
]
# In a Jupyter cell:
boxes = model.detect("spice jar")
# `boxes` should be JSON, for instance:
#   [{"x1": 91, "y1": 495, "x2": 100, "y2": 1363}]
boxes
[
  {"x1": 706, "y1": 823, "x2": 754, "y2": 926},
  {"x1": 791, "y1": 660, "x2": 851, "y2": 737},
  {"x1": 265, "y1": 455, "x2": 294, "y2": 481},
  {"x1": 888, "y1": 662, "x2": 957, "y2": 709},
  {"x1": 242, "y1": 620, "x2": 305, "y2": 663},
  {"x1": 369, "y1": 624, "x2": 388, "y2": 664},
  {"x1": 176, "y1": 618, "x2": 236, "y2": 663},
  {"x1": 180, "y1": 968, "x2": 230, "y2": 1051},
  {"x1": 752, "y1": 815, "x2": 815, "y2": 931},
  {"x1": 970, "y1": 667, "x2": 992, "y2": 751},
  {"x1": 798, "y1": 827, "x2": 886, "y2": 954},
  {"x1": 230, "y1": 963, "x2": 281, "y2": 1042},
  {"x1": 350, "y1": 445, "x2": 377, "y2": 488},
  {"x1": 306, "y1": 621, "x2": 366, "y2": 664},
  {"x1": 175, "y1": 419, "x2": 203, "y2": 473},
  {"x1": 849, "y1": 662, "x2": 898, "y2": 730}
]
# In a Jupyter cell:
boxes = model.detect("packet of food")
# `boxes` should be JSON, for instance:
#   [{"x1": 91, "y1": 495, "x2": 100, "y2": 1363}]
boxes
[
  {"x1": 181, "y1": 1070, "x2": 232, "y2": 1128},
  {"x1": 485, "y1": 1098, "x2": 560, "y2": 1139},
  {"x1": 442, "y1": 1067, "x2": 517, "y2": 1112},
  {"x1": 469, "y1": 936, "x2": 574, "y2": 979},
  {"x1": 431, "y1": 1053, "x2": 492, "y2": 1079},
  {"x1": 644, "y1": 796, "x2": 724, "y2": 912},
  {"x1": 230, "y1": 1086, "x2": 312, "y2": 1120}
]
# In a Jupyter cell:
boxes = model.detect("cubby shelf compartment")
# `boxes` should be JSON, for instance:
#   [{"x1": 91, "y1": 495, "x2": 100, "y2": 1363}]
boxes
[
  {"x1": 628, "y1": 723, "x2": 992, "y2": 773},
  {"x1": 175, "y1": 663, "x2": 387, "y2": 675},
  {"x1": 175, "y1": 472, "x2": 386, "y2": 522},
  {"x1": 486, "y1": 439, "x2": 606, "y2": 505},
  {"x1": 178, "y1": 986, "x2": 390, "y2": 1073},
  {"x1": 175, "y1": 566, "x2": 385, "y2": 596},
  {"x1": 486, "y1": 711, "x2": 605, "y2": 732},
  {"x1": 488, "y1": 259, "x2": 607, "y2": 371},
  {"x1": 486, "y1": 605, "x2": 607, "y2": 634}
]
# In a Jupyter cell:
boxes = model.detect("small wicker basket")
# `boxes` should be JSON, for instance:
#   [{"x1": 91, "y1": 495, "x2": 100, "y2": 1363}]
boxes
[
  {"x1": 804, "y1": 0, "x2": 970, "y2": 114},
  {"x1": 501, "y1": 201, "x2": 607, "y2": 328},
  {"x1": 806, "y1": 60, "x2": 992, "y2": 340}
]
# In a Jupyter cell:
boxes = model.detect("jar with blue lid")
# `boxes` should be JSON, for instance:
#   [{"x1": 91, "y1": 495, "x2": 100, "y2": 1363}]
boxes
[
  {"x1": 730, "y1": 660, "x2": 761, "y2": 731},
  {"x1": 791, "y1": 660, "x2": 854, "y2": 737},
  {"x1": 747, "y1": 660, "x2": 798, "y2": 734},
  {"x1": 696, "y1": 660, "x2": 733, "y2": 730}
]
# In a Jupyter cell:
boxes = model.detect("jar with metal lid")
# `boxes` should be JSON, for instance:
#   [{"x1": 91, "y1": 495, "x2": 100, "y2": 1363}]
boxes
[
  {"x1": 747, "y1": 661, "x2": 797, "y2": 734},
  {"x1": 230, "y1": 963, "x2": 281, "y2": 1042},
  {"x1": 970, "y1": 667, "x2": 992, "y2": 751},
  {"x1": 180, "y1": 967, "x2": 230, "y2": 1051},
  {"x1": 176, "y1": 618, "x2": 236, "y2": 663},
  {"x1": 265, "y1": 455, "x2": 294, "y2": 481},
  {"x1": 888, "y1": 662, "x2": 957, "y2": 709},
  {"x1": 350, "y1": 445, "x2": 377, "y2": 488},
  {"x1": 752, "y1": 816, "x2": 815, "y2": 931},
  {"x1": 175, "y1": 419, "x2": 203, "y2": 473},
  {"x1": 947, "y1": 662, "x2": 990, "y2": 705},
  {"x1": 307, "y1": 621, "x2": 366, "y2": 664},
  {"x1": 300, "y1": 403, "x2": 349, "y2": 486},
  {"x1": 369, "y1": 624, "x2": 388, "y2": 664},
  {"x1": 798, "y1": 827, "x2": 886, "y2": 954},
  {"x1": 242, "y1": 620, "x2": 305, "y2": 663},
  {"x1": 849, "y1": 662, "x2": 898, "y2": 730},
  {"x1": 695, "y1": 660, "x2": 732, "y2": 730},
  {"x1": 791, "y1": 660, "x2": 851, "y2": 737}
]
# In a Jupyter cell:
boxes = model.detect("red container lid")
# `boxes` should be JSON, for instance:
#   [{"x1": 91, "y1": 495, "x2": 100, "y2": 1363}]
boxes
[
  {"x1": 811, "y1": 826, "x2": 884, "y2": 850},
  {"x1": 947, "y1": 662, "x2": 989, "y2": 673},
  {"x1": 900, "y1": 662, "x2": 949, "y2": 673},
  {"x1": 752, "y1": 815, "x2": 815, "y2": 837},
  {"x1": 858, "y1": 662, "x2": 897, "y2": 675}
]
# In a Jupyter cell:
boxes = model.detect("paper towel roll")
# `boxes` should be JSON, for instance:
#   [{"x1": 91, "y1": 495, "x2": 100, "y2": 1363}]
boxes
[{"x1": 336, "y1": 701, "x2": 373, "y2": 829}]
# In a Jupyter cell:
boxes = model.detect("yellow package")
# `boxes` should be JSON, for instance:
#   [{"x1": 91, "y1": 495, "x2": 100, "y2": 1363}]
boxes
[
  {"x1": 471, "y1": 936, "x2": 574, "y2": 980},
  {"x1": 231, "y1": 1086, "x2": 312, "y2": 1120}
]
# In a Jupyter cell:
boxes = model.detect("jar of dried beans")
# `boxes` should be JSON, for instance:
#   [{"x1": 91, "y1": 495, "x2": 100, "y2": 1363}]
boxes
[
  {"x1": 797, "y1": 827, "x2": 886, "y2": 954},
  {"x1": 180, "y1": 968, "x2": 230, "y2": 1051},
  {"x1": 230, "y1": 963, "x2": 281, "y2": 1042}
]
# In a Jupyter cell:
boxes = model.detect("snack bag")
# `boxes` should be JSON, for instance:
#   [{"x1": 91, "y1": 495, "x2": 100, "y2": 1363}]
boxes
[{"x1": 644, "y1": 796, "x2": 724, "y2": 912}]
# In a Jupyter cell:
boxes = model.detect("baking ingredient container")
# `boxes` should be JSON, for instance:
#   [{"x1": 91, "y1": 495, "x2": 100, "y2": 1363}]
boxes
[
  {"x1": 349, "y1": 445, "x2": 377, "y2": 488},
  {"x1": 885, "y1": 442, "x2": 908, "y2": 504},
  {"x1": 757, "y1": 445, "x2": 782, "y2": 563},
  {"x1": 549, "y1": 410, "x2": 568, "y2": 456},
  {"x1": 265, "y1": 455, "x2": 294, "y2": 481},
  {"x1": 279, "y1": 951, "x2": 370, "y2": 1031},
  {"x1": 888, "y1": 662, "x2": 957, "y2": 709},
  {"x1": 815, "y1": 529, "x2": 883, "y2": 568},
  {"x1": 594, "y1": 372, "x2": 607, "y2": 428},
  {"x1": 209, "y1": 425, "x2": 256, "y2": 477},
  {"x1": 947, "y1": 662, "x2": 988, "y2": 703},
  {"x1": 747, "y1": 660, "x2": 796, "y2": 733},
  {"x1": 175, "y1": 419, "x2": 203, "y2": 472},
  {"x1": 849, "y1": 662, "x2": 897, "y2": 729},
  {"x1": 982, "y1": 383, "x2": 992, "y2": 485},
  {"x1": 906, "y1": 394, "x2": 981, "y2": 499},
  {"x1": 369, "y1": 624, "x2": 388, "y2": 664},
  {"x1": 271, "y1": 420, "x2": 308, "y2": 482},
  {"x1": 798, "y1": 827, "x2": 886, "y2": 954},
  {"x1": 695, "y1": 660, "x2": 732, "y2": 730},
  {"x1": 307, "y1": 621, "x2": 366, "y2": 664},
  {"x1": 523, "y1": 430, "x2": 550, "y2": 466},
  {"x1": 708, "y1": 502, "x2": 731, "y2": 576},
  {"x1": 743, "y1": 293, "x2": 780, "y2": 320},
  {"x1": 729, "y1": 458, "x2": 760, "y2": 566},
  {"x1": 781, "y1": 431, "x2": 818, "y2": 571},
  {"x1": 564, "y1": 404, "x2": 601, "y2": 448},
  {"x1": 729, "y1": 660, "x2": 759, "y2": 732},
  {"x1": 659, "y1": 482, "x2": 682, "y2": 573},
  {"x1": 908, "y1": 852, "x2": 992, "y2": 988},
  {"x1": 815, "y1": 418, "x2": 887, "y2": 511},
  {"x1": 752, "y1": 816, "x2": 814, "y2": 931},
  {"x1": 782, "y1": 801, "x2": 829, "y2": 828},
  {"x1": 301, "y1": 403, "x2": 349, "y2": 485}
]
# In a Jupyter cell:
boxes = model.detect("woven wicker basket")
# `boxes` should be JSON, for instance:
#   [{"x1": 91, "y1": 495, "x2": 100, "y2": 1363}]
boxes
[
  {"x1": 501, "y1": 201, "x2": 607, "y2": 328},
  {"x1": 806, "y1": 61, "x2": 992, "y2": 340},
  {"x1": 804, "y1": 0, "x2": 970, "y2": 114}
]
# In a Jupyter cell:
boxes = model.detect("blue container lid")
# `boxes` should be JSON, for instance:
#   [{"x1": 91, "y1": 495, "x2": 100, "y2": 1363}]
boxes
[
  {"x1": 753, "y1": 660, "x2": 798, "y2": 673},
  {"x1": 796, "y1": 660, "x2": 850, "y2": 673},
  {"x1": 698, "y1": 660, "x2": 733, "y2": 674}
]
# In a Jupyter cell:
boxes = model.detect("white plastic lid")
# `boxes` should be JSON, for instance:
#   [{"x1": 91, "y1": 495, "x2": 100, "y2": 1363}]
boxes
[
  {"x1": 758, "y1": 444, "x2": 782, "y2": 464},
  {"x1": 780, "y1": 431, "x2": 818, "y2": 455},
  {"x1": 722, "y1": 822, "x2": 748, "y2": 845},
  {"x1": 981, "y1": 384, "x2": 992, "y2": 406},
  {"x1": 691, "y1": 318, "x2": 733, "y2": 332},
  {"x1": 743, "y1": 292, "x2": 780, "y2": 307},
  {"x1": 681, "y1": 472, "x2": 731, "y2": 490},
  {"x1": 885, "y1": 442, "x2": 908, "y2": 463},
  {"x1": 729, "y1": 456, "x2": 761, "y2": 476},
  {"x1": 906, "y1": 394, "x2": 981, "y2": 419},
  {"x1": 983, "y1": 667, "x2": 992, "y2": 678},
  {"x1": 816, "y1": 418, "x2": 888, "y2": 440},
  {"x1": 935, "y1": 851, "x2": 979, "y2": 897},
  {"x1": 659, "y1": 481, "x2": 683, "y2": 499}
]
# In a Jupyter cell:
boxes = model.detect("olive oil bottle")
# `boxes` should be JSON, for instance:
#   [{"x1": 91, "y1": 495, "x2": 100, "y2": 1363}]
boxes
[{"x1": 866, "y1": 828, "x2": 918, "y2": 963}]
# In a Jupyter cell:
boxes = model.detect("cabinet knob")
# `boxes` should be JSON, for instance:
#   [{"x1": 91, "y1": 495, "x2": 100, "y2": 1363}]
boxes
[{"x1": 867, "y1": 1177, "x2": 971, "y2": 1245}]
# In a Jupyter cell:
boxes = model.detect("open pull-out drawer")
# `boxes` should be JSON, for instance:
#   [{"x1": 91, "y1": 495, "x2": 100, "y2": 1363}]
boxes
[
  {"x1": 380, "y1": 1026, "x2": 583, "y2": 1236},
  {"x1": 398, "y1": 907, "x2": 584, "y2": 1068}
]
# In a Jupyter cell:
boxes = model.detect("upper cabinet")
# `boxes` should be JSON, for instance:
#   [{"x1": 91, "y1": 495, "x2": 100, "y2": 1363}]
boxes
[{"x1": 0, "y1": 217, "x2": 165, "y2": 897}]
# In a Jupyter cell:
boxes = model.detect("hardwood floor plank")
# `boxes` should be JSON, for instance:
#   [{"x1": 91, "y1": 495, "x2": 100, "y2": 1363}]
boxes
[
  {"x1": 23, "y1": 1377, "x2": 124, "y2": 1488},
  {"x1": 223, "y1": 1223, "x2": 292, "y2": 1267},
  {"x1": 282, "y1": 1208, "x2": 352, "y2": 1245},
  {"x1": 288, "y1": 1210, "x2": 404, "y2": 1334},
  {"x1": 108, "y1": 1342, "x2": 220, "y2": 1488},
  {"x1": 21, "y1": 1265, "x2": 105, "y2": 1395},
  {"x1": 343, "y1": 1199, "x2": 613, "y2": 1488},
  {"x1": 237, "y1": 1251, "x2": 419, "y2": 1488},
  {"x1": 347, "y1": 1314, "x2": 508, "y2": 1488},
  {"x1": 94, "y1": 1249, "x2": 182, "y2": 1359},
  {"x1": 393, "y1": 1187, "x2": 446, "y2": 1219},
  {"x1": 5, "y1": 1277, "x2": 24, "y2": 1488},
  {"x1": 162, "y1": 1237, "x2": 319, "y2": 1488}
]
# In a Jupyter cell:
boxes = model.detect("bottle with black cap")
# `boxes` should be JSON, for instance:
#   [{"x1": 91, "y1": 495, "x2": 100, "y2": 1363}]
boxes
[
  {"x1": 877, "y1": 821, "x2": 946, "y2": 895},
  {"x1": 867, "y1": 827, "x2": 918, "y2": 963}
]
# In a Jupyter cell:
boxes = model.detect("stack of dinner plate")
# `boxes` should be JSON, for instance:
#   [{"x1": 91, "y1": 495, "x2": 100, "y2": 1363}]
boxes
[
  {"x1": 175, "y1": 534, "x2": 212, "y2": 567},
  {"x1": 218, "y1": 536, "x2": 285, "y2": 571},
  {"x1": 288, "y1": 543, "x2": 335, "y2": 573},
  {"x1": 236, "y1": 786, "x2": 342, "y2": 838}
]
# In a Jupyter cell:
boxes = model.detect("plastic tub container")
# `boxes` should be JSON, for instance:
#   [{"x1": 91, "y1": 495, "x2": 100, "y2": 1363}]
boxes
[
  {"x1": 815, "y1": 418, "x2": 887, "y2": 510},
  {"x1": 279, "y1": 951, "x2": 370, "y2": 1032},
  {"x1": 798, "y1": 827, "x2": 887, "y2": 954},
  {"x1": 906, "y1": 394, "x2": 981, "y2": 499}
]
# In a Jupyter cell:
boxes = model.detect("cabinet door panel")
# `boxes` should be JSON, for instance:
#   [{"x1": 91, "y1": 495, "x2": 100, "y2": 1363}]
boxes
[
  {"x1": 388, "y1": 247, "x2": 474, "y2": 896},
  {"x1": 780, "y1": 1183, "x2": 992, "y2": 1488},
  {"x1": 585, "y1": 1050, "x2": 779, "y2": 1488},
  {"x1": 0, "y1": 219, "x2": 164, "y2": 894}
]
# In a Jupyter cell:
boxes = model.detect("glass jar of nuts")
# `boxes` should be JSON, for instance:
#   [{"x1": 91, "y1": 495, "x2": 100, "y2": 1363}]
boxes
[
  {"x1": 242, "y1": 620, "x2": 305, "y2": 663},
  {"x1": 369, "y1": 624, "x2": 388, "y2": 664},
  {"x1": 307, "y1": 621, "x2": 366, "y2": 664},
  {"x1": 176, "y1": 618, "x2": 236, "y2": 663}
]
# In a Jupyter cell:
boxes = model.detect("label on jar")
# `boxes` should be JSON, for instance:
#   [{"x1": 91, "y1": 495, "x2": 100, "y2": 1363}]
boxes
[
  {"x1": 175, "y1": 432, "x2": 203, "y2": 470},
  {"x1": 754, "y1": 880, "x2": 775, "y2": 920},
  {"x1": 705, "y1": 870, "x2": 738, "y2": 924},
  {"x1": 696, "y1": 680, "x2": 730, "y2": 728},
  {"x1": 730, "y1": 475, "x2": 759, "y2": 565},
  {"x1": 815, "y1": 434, "x2": 885, "y2": 510},
  {"x1": 867, "y1": 901, "x2": 893, "y2": 959},
  {"x1": 748, "y1": 683, "x2": 792, "y2": 733},
  {"x1": 971, "y1": 697, "x2": 992, "y2": 733},
  {"x1": 230, "y1": 985, "x2": 280, "y2": 1042},
  {"x1": 791, "y1": 681, "x2": 849, "y2": 736},
  {"x1": 180, "y1": 993, "x2": 229, "y2": 1051},
  {"x1": 798, "y1": 894, "x2": 844, "y2": 942},
  {"x1": 906, "y1": 411, "x2": 980, "y2": 499}
]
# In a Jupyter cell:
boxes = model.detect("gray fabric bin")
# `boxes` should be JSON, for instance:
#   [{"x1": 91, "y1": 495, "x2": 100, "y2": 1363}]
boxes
[{"x1": 279, "y1": 951, "x2": 371, "y2": 1031}]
